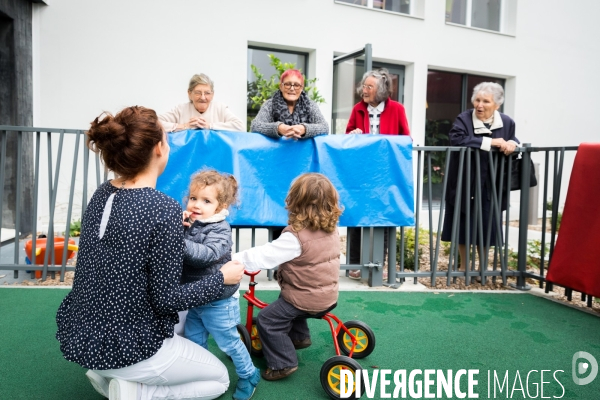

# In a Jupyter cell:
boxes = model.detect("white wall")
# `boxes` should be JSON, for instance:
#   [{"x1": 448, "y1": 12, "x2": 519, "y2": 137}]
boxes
[{"x1": 31, "y1": 0, "x2": 600, "y2": 224}]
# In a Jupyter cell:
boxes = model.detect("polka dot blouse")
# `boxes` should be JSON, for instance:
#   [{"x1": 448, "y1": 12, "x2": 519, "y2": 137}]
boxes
[{"x1": 56, "y1": 181, "x2": 225, "y2": 370}]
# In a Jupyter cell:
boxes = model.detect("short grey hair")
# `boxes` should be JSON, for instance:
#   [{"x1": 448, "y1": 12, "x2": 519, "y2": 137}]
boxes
[
  {"x1": 188, "y1": 73, "x2": 214, "y2": 92},
  {"x1": 471, "y1": 82, "x2": 504, "y2": 106},
  {"x1": 356, "y1": 68, "x2": 393, "y2": 104}
]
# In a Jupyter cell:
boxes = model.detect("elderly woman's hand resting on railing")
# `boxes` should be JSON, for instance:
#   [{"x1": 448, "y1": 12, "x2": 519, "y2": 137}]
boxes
[{"x1": 491, "y1": 138, "x2": 518, "y2": 155}]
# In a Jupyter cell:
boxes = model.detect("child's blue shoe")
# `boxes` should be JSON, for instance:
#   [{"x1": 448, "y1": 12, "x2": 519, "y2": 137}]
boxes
[{"x1": 233, "y1": 368, "x2": 260, "y2": 400}]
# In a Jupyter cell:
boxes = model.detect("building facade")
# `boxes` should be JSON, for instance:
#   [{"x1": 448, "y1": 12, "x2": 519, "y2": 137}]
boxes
[{"x1": 2, "y1": 0, "x2": 598, "y2": 228}]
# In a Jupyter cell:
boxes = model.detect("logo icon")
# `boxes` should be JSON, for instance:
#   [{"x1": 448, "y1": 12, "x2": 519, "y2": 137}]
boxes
[{"x1": 572, "y1": 351, "x2": 598, "y2": 385}]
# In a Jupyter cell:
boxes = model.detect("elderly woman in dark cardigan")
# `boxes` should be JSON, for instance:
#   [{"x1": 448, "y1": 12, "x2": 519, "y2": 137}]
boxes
[
  {"x1": 441, "y1": 82, "x2": 519, "y2": 274},
  {"x1": 250, "y1": 69, "x2": 329, "y2": 139}
]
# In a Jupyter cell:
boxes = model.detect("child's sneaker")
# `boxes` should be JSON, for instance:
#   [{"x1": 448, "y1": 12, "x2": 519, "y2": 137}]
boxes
[{"x1": 233, "y1": 368, "x2": 260, "y2": 400}]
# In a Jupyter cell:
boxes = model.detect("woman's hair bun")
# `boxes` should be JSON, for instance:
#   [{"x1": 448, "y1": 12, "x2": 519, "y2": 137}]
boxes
[
  {"x1": 86, "y1": 106, "x2": 163, "y2": 179},
  {"x1": 87, "y1": 112, "x2": 128, "y2": 154}
]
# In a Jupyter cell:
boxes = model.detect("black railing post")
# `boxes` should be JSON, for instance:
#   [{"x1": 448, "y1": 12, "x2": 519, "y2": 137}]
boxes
[
  {"x1": 383, "y1": 226, "x2": 400, "y2": 288},
  {"x1": 513, "y1": 144, "x2": 532, "y2": 290}
]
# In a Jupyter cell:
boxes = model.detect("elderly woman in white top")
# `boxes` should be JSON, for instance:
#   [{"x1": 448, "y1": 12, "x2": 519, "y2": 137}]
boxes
[{"x1": 160, "y1": 73, "x2": 244, "y2": 132}]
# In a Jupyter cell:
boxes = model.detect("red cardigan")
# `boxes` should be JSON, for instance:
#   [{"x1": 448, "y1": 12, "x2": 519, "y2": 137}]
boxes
[{"x1": 345, "y1": 99, "x2": 410, "y2": 135}]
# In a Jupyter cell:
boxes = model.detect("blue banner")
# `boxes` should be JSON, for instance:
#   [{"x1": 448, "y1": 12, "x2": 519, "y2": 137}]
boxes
[{"x1": 157, "y1": 130, "x2": 414, "y2": 227}]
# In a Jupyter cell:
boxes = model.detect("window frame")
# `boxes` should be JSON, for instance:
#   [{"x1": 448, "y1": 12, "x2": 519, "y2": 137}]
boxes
[
  {"x1": 247, "y1": 46, "x2": 309, "y2": 82},
  {"x1": 246, "y1": 46, "x2": 310, "y2": 130},
  {"x1": 334, "y1": 0, "x2": 423, "y2": 19},
  {"x1": 445, "y1": 0, "x2": 515, "y2": 36}
]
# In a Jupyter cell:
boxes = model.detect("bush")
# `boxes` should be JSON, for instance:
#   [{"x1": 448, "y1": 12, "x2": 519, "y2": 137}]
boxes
[
  {"x1": 396, "y1": 228, "x2": 429, "y2": 270},
  {"x1": 69, "y1": 219, "x2": 81, "y2": 237},
  {"x1": 507, "y1": 239, "x2": 550, "y2": 271}
]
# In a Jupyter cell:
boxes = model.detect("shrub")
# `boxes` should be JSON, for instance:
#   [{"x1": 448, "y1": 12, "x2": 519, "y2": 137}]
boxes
[
  {"x1": 507, "y1": 239, "x2": 550, "y2": 271},
  {"x1": 396, "y1": 228, "x2": 429, "y2": 270},
  {"x1": 69, "y1": 219, "x2": 81, "y2": 237}
]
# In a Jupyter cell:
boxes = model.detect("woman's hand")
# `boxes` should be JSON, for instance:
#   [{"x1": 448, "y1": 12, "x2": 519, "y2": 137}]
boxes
[
  {"x1": 491, "y1": 138, "x2": 518, "y2": 155},
  {"x1": 277, "y1": 124, "x2": 305, "y2": 139},
  {"x1": 180, "y1": 117, "x2": 209, "y2": 130},
  {"x1": 290, "y1": 124, "x2": 306, "y2": 138},
  {"x1": 277, "y1": 123, "x2": 294, "y2": 138},
  {"x1": 502, "y1": 140, "x2": 517, "y2": 155},
  {"x1": 348, "y1": 128, "x2": 363, "y2": 134},
  {"x1": 182, "y1": 211, "x2": 192, "y2": 227},
  {"x1": 220, "y1": 260, "x2": 245, "y2": 285}
]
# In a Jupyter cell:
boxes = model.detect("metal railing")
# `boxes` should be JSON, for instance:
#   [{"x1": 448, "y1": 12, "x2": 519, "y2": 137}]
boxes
[
  {"x1": 0, "y1": 126, "x2": 591, "y2": 306},
  {"x1": 0, "y1": 126, "x2": 106, "y2": 280},
  {"x1": 409, "y1": 144, "x2": 578, "y2": 291}
]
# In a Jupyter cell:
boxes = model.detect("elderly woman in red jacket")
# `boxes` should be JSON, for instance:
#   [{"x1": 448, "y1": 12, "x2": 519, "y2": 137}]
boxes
[
  {"x1": 346, "y1": 68, "x2": 410, "y2": 135},
  {"x1": 345, "y1": 68, "x2": 410, "y2": 280}
]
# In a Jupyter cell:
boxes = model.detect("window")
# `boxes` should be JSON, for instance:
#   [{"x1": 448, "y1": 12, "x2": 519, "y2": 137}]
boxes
[
  {"x1": 446, "y1": 0, "x2": 503, "y2": 32},
  {"x1": 424, "y1": 70, "x2": 505, "y2": 205},
  {"x1": 336, "y1": 0, "x2": 412, "y2": 16},
  {"x1": 246, "y1": 47, "x2": 308, "y2": 130}
]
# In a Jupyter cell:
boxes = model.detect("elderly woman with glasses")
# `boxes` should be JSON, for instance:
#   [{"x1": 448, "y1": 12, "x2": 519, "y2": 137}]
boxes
[
  {"x1": 250, "y1": 69, "x2": 329, "y2": 139},
  {"x1": 346, "y1": 68, "x2": 410, "y2": 136},
  {"x1": 345, "y1": 68, "x2": 410, "y2": 280},
  {"x1": 159, "y1": 73, "x2": 244, "y2": 132}
]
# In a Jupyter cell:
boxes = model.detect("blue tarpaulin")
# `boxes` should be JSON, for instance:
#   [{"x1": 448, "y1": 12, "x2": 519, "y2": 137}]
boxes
[{"x1": 157, "y1": 130, "x2": 414, "y2": 227}]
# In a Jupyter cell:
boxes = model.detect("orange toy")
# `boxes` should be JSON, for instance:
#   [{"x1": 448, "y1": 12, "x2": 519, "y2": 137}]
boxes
[{"x1": 24, "y1": 237, "x2": 78, "y2": 278}]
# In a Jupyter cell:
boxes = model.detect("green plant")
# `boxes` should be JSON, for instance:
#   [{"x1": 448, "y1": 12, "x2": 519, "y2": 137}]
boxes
[
  {"x1": 396, "y1": 228, "x2": 429, "y2": 270},
  {"x1": 544, "y1": 199, "x2": 562, "y2": 231},
  {"x1": 69, "y1": 219, "x2": 81, "y2": 237},
  {"x1": 507, "y1": 239, "x2": 550, "y2": 271},
  {"x1": 507, "y1": 248, "x2": 518, "y2": 270},
  {"x1": 247, "y1": 54, "x2": 325, "y2": 111}
]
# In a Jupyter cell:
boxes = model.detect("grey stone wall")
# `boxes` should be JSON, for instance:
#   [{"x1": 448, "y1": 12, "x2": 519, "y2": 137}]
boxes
[{"x1": 0, "y1": 0, "x2": 34, "y2": 237}]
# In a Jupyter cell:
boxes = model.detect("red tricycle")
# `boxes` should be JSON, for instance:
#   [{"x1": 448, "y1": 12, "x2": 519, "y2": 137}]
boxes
[{"x1": 236, "y1": 270, "x2": 376, "y2": 399}]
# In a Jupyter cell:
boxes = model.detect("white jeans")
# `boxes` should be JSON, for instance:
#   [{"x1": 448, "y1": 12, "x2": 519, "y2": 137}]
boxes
[{"x1": 94, "y1": 333, "x2": 229, "y2": 400}]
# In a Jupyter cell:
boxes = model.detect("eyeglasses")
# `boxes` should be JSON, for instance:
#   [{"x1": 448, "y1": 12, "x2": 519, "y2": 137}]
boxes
[
  {"x1": 282, "y1": 82, "x2": 303, "y2": 90},
  {"x1": 362, "y1": 84, "x2": 376, "y2": 91},
  {"x1": 191, "y1": 91, "x2": 213, "y2": 98}
]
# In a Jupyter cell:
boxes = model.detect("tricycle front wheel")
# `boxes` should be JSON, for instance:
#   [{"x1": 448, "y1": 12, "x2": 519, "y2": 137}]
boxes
[{"x1": 336, "y1": 320, "x2": 375, "y2": 359}]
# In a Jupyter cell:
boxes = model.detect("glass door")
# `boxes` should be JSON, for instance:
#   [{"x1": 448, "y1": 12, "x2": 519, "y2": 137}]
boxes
[
  {"x1": 331, "y1": 44, "x2": 372, "y2": 135},
  {"x1": 332, "y1": 45, "x2": 406, "y2": 134}
]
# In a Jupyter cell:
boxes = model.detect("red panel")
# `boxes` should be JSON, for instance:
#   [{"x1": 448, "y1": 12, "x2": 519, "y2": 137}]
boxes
[{"x1": 547, "y1": 143, "x2": 600, "y2": 298}]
